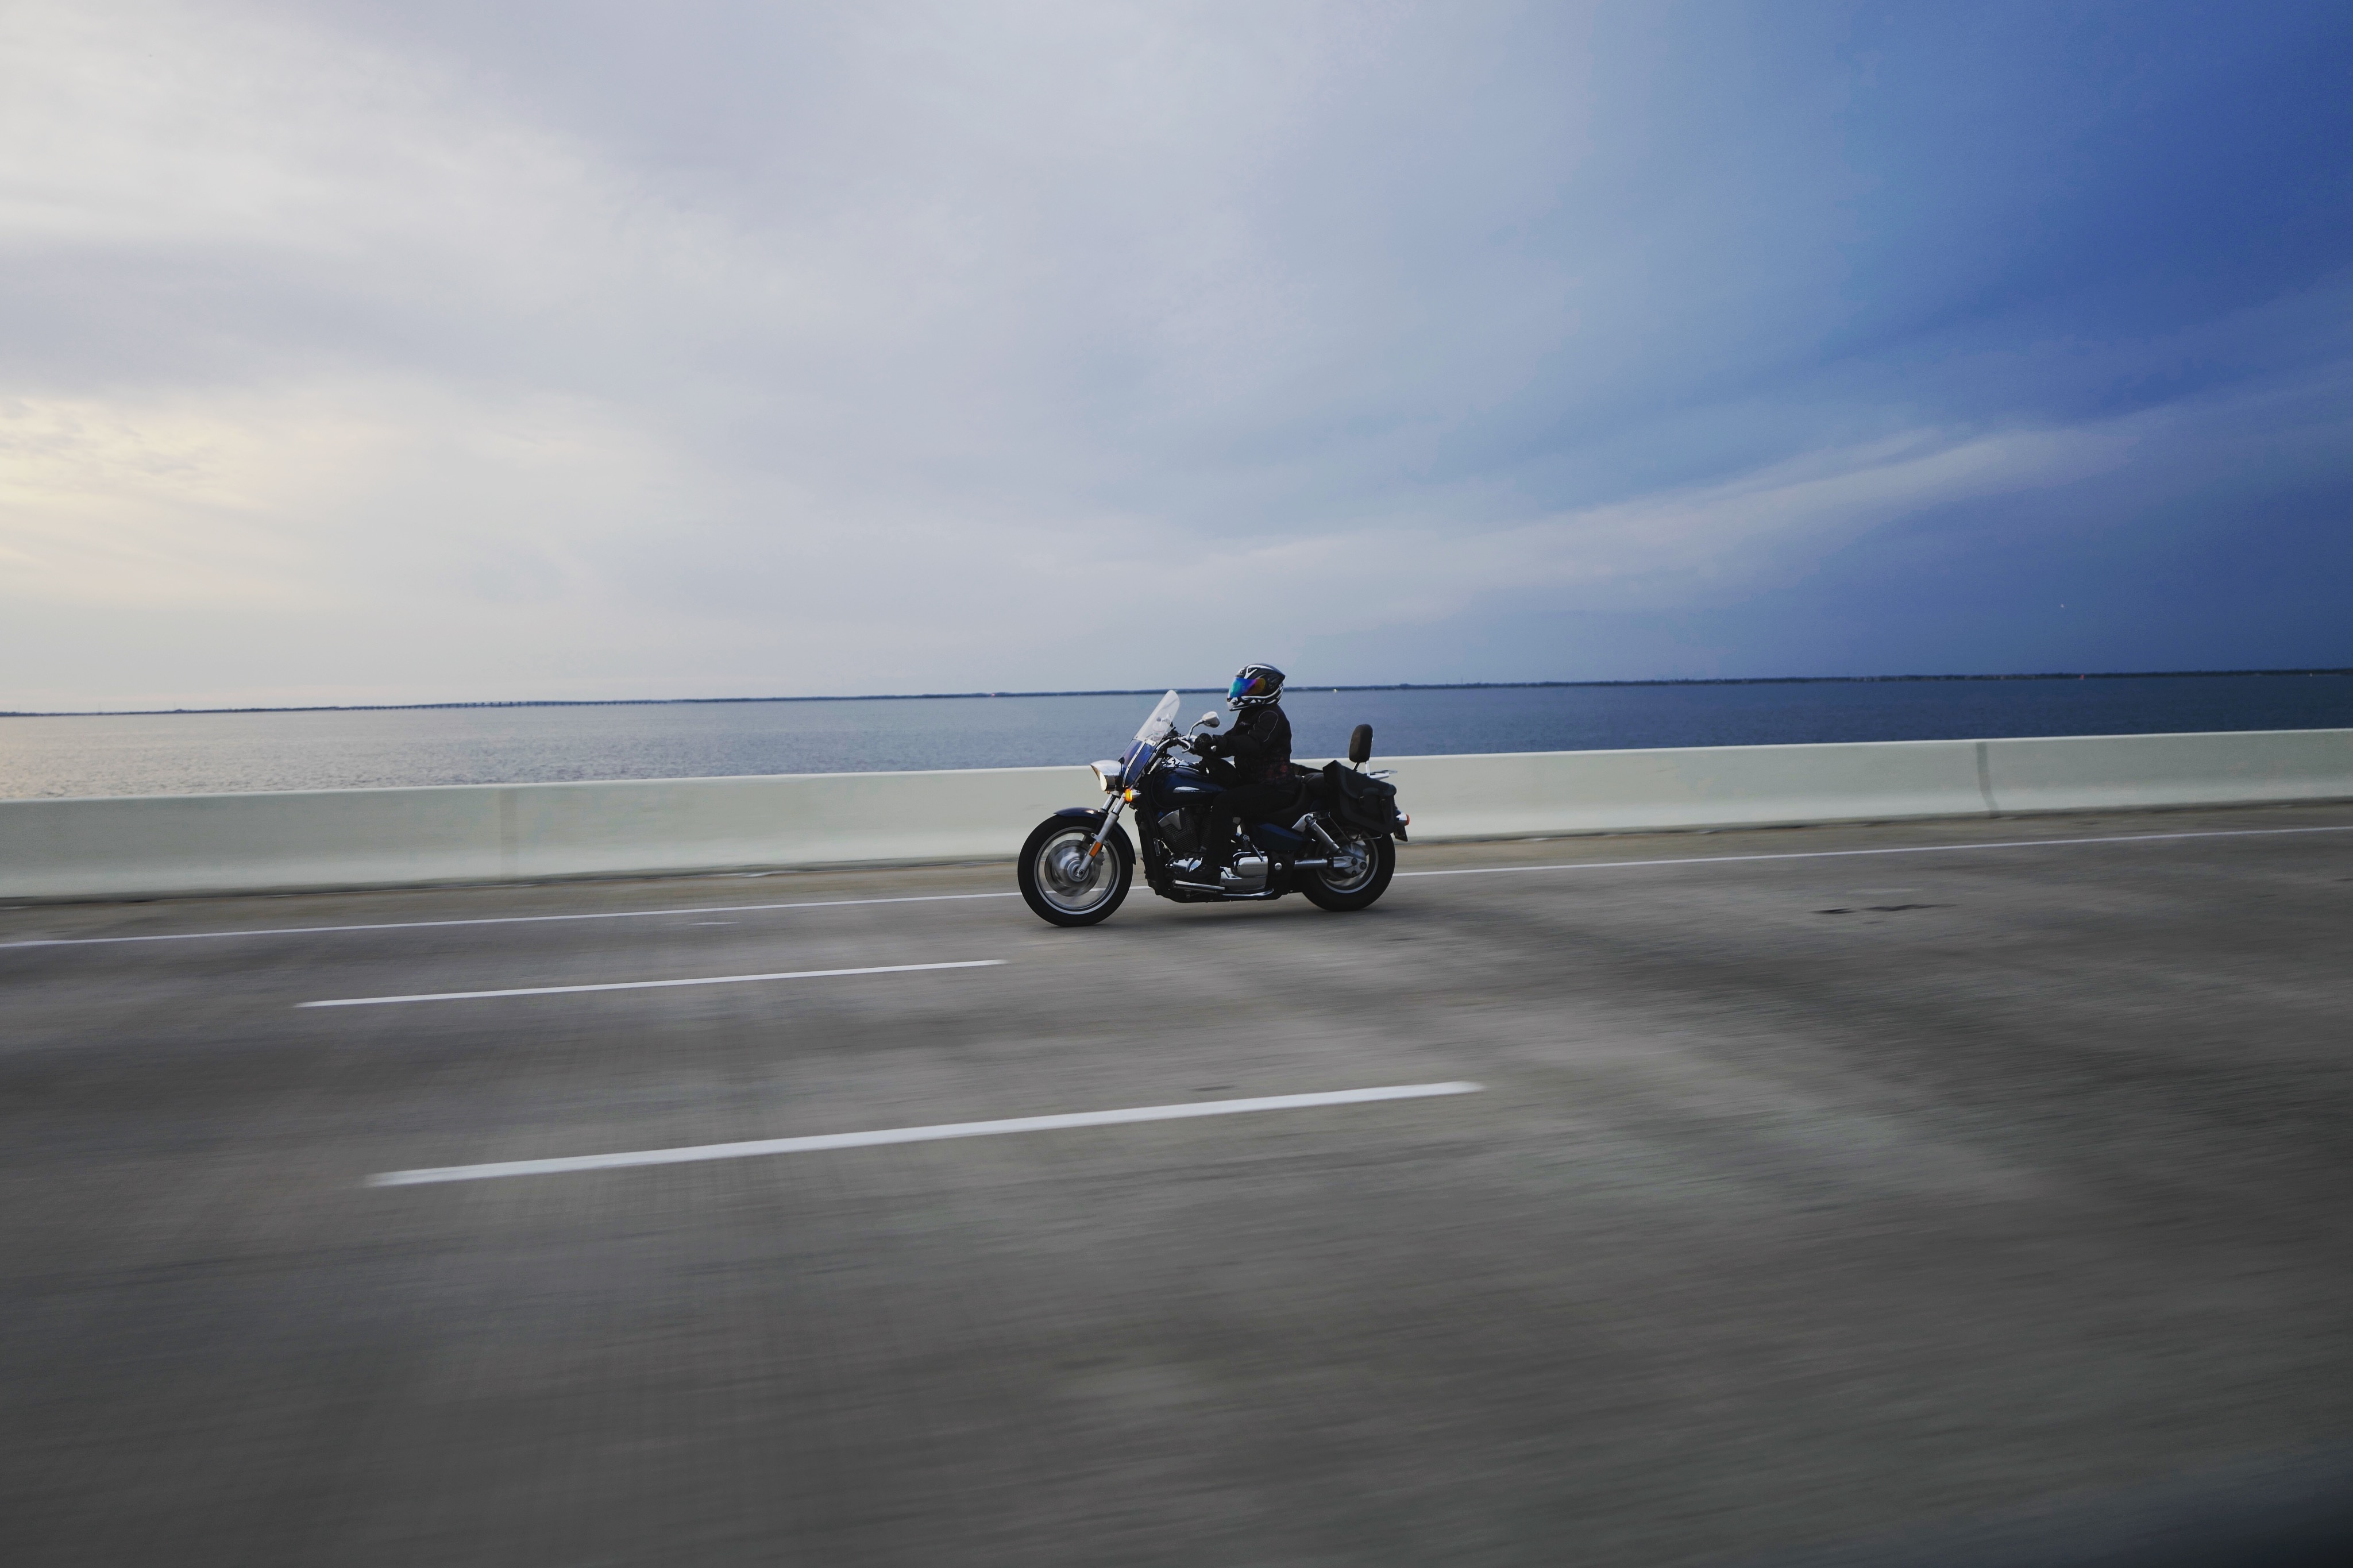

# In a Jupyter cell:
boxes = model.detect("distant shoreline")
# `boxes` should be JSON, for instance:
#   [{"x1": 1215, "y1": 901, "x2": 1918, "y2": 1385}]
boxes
[{"x1": 5, "y1": 667, "x2": 2348, "y2": 719}]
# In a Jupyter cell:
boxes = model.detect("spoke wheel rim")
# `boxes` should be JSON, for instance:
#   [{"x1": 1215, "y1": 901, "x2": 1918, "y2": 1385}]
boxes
[
  {"x1": 1033, "y1": 828, "x2": 1119, "y2": 914},
  {"x1": 1317, "y1": 831, "x2": 1378, "y2": 893}
]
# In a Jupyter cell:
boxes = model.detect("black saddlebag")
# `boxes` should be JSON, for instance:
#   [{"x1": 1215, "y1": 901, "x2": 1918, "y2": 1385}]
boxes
[{"x1": 1321, "y1": 762, "x2": 1406, "y2": 838}]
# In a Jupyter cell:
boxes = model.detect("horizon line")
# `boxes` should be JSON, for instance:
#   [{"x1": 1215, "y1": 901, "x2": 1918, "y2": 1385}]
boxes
[{"x1": 5, "y1": 667, "x2": 2349, "y2": 719}]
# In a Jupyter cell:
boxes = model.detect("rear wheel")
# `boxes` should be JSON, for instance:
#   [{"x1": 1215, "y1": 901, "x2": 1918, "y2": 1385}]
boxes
[
  {"x1": 1299, "y1": 828, "x2": 1395, "y2": 912},
  {"x1": 1018, "y1": 817, "x2": 1134, "y2": 926}
]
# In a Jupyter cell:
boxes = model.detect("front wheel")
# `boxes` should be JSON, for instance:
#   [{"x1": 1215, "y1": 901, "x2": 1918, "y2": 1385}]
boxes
[
  {"x1": 1018, "y1": 817, "x2": 1135, "y2": 926},
  {"x1": 1299, "y1": 829, "x2": 1395, "y2": 912}
]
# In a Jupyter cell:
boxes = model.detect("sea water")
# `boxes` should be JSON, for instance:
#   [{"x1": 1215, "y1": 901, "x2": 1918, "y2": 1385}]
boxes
[{"x1": 3, "y1": 673, "x2": 2348, "y2": 800}]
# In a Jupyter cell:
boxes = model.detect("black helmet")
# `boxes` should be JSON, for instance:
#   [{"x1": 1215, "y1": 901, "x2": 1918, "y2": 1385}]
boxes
[{"x1": 1228, "y1": 662, "x2": 1285, "y2": 707}]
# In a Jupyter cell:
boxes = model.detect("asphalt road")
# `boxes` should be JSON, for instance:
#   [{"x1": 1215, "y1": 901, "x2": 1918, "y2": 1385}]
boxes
[{"x1": 6, "y1": 804, "x2": 2353, "y2": 1566}]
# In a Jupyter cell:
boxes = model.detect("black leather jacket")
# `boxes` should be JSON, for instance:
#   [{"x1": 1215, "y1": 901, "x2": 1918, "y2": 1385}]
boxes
[{"x1": 1197, "y1": 702, "x2": 1292, "y2": 783}]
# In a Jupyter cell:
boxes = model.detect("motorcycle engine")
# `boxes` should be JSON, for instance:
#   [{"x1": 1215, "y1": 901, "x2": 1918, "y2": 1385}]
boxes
[{"x1": 1156, "y1": 809, "x2": 1199, "y2": 854}]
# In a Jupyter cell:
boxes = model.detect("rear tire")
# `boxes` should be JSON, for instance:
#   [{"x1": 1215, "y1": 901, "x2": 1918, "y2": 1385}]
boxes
[
  {"x1": 1299, "y1": 831, "x2": 1395, "y2": 912},
  {"x1": 1018, "y1": 817, "x2": 1134, "y2": 926}
]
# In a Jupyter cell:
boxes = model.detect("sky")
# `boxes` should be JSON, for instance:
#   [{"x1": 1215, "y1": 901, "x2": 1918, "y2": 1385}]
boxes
[{"x1": 3, "y1": 1, "x2": 2350, "y2": 709}]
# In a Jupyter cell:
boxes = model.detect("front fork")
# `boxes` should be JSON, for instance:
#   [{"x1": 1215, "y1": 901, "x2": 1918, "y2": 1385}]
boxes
[{"x1": 1085, "y1": 795, "x2": 1128, "y2": 863}]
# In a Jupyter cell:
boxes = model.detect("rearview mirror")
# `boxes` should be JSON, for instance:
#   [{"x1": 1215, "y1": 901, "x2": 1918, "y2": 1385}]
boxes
[
  {"x1": 1197, "y1": 712, "x2": 1224, "y2": 731},
  {"x1": 1348, "y1": 724, "x2": 1374, "y2": 765}
]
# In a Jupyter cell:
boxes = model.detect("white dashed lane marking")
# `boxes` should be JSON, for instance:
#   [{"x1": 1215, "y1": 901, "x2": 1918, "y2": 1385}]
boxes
[
  {"x1": 299, "y1": 959, "x2": 1006, "y2": 1009},
  {"x1": 367, "y1": 1082, "x2": 1486, "y2": 1186}
]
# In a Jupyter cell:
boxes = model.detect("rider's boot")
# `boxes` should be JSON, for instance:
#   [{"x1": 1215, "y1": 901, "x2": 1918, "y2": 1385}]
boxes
[{"x1": 1189, "y1": 824, "x2": 1237, "y2": 884}]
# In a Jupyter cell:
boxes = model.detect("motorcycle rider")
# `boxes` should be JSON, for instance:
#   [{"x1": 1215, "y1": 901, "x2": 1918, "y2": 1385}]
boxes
[{"x1": 1190, "y1": 662, "x2": 1294, "y2": 881}]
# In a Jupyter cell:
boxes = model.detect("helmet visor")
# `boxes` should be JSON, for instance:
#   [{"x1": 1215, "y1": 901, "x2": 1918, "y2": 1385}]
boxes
[{"x1": 1229, "y1": 671, "x2": 1276, "y2": 702}]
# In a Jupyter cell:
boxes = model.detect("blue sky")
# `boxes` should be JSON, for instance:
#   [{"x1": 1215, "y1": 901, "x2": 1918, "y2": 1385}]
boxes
[{"x1": 2, "y1": 1, "x2": 2348, "y2": 706}]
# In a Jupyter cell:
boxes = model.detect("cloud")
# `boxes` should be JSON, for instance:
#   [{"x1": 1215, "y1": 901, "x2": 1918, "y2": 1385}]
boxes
[
  {"x1": 1225, "y1": 424, "x2": 2137, "y2": 626},
  {"x1": 2, "y1": 0, "x2": 2349, "y2": 706}
]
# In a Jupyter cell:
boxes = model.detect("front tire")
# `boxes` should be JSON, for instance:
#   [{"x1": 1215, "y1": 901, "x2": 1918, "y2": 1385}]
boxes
[
  {"x1": 1018, "y1": 817, "x2": 1135, "y2": 926},
  {"x1": 1299, "y1": 831, "x2": 1395, "y2": 912}
]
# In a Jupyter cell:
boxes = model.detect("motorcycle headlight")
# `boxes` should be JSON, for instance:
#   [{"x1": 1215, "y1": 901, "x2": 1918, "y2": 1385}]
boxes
[{"x1": 1090, "y1": 760, "x2": 1124, "y2": 793}]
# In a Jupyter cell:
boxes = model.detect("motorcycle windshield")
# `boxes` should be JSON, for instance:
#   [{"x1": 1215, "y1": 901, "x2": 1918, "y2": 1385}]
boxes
[{"x1": 1133, "y1": 689, "x2": 1182, "y2": 746}]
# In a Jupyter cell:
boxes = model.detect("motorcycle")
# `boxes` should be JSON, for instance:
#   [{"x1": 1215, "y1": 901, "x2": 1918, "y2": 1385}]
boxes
[{"x1": 1017, "y1": 690, "x2": 1410, "y2": 927}]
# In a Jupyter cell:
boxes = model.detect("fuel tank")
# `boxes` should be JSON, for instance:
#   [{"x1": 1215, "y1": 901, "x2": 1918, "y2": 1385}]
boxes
[{"x1": 1154, "y1": 764, "x2": 1220, "y2": 804}]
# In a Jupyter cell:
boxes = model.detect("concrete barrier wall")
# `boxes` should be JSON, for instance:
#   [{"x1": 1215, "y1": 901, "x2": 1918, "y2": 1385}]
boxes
[
  {"x1": 1981, "y1": 728, "x2": 2353, "y2": 815},
  {"x1": 1380, "y1": 738, "x2": 1995, "y2": 840},
  {"x1": 3, "y1": 728, "x2": 2347, "y2": 901},
  {"x1": 0, "y1": 764, "x2": 1101, "y2": 901}
]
